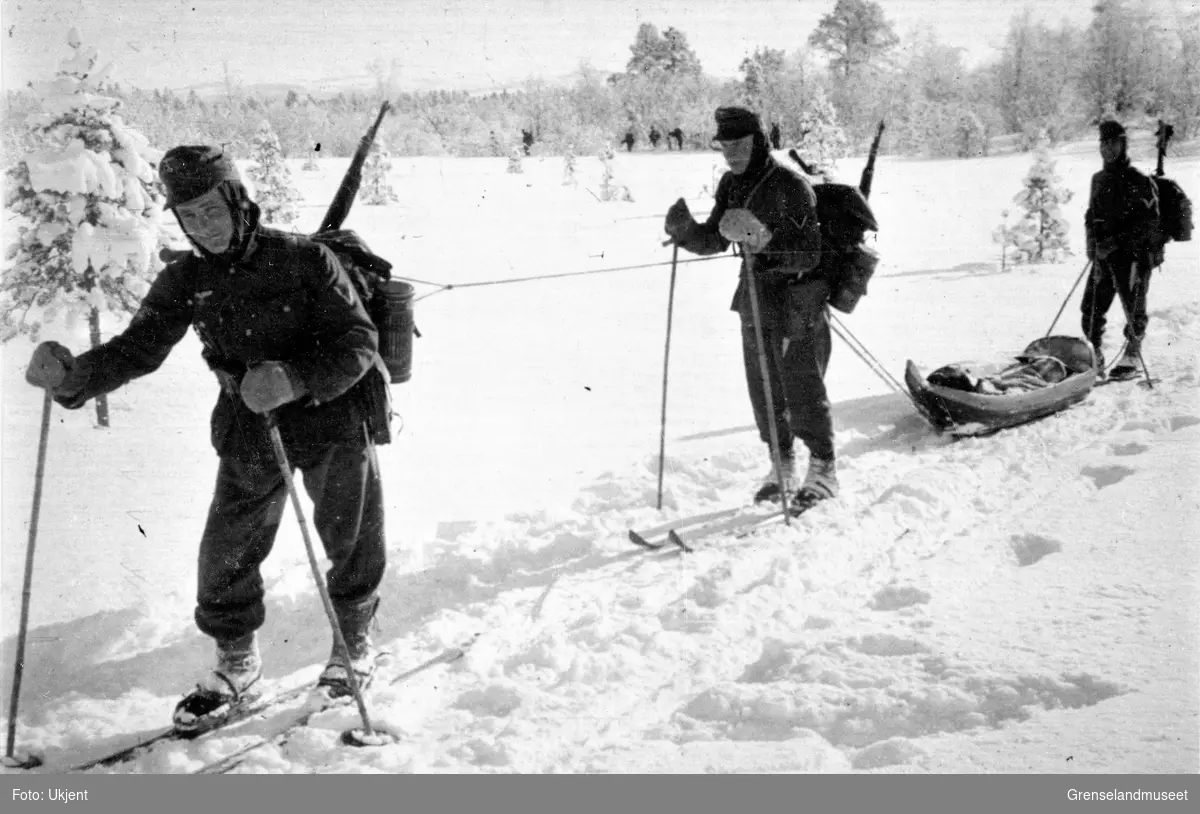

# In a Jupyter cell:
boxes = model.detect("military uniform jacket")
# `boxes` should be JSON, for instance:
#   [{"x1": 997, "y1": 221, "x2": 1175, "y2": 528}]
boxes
[
  {"x1": 58, "y1": 227, "x2": 388, "y2": 456},
  {"x1": 1084, "y1": 157, "x2": 1159, "y2": 260},
  {"x1": 677, "y1": 153, "x2": 822, "y2": 310}
]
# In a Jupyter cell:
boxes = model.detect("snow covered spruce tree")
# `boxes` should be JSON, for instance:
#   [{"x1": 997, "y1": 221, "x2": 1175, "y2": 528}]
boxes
[
  {"x1": 562, "y1": 145, "x2": 578, "y2": 187},
  {"x1": 301, "y1": 134, "x2": 321, "y2": 172},
  {"x1": 359, "y1": 138, "x2": 399, "y2": 204},
  {"x1": 598, "y1": 144, "x2": 634, "y2": 202},
  {"x1": 506, "y1": 146, "x2": 524, "y2": 174},
  {"x1": 2, "y1": 30, "x2": 170, "y2": 428},
  {"x1": 246, "y1": 120, "x2": 301, "y2": 225},
  {"x1": 993, "y1": 141, "x2": 1074, "y2": 265},
  {"x1": 793, "y1": 87, "x2": 848, "y2": 176}
]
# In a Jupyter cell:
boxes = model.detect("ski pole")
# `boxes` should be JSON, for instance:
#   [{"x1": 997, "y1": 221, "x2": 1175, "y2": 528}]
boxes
[
  {"x1": 1045, "y1": 260, "x2": 1092, "y2": 337},
  {"x1": 3, "y1": 390, "x2": 53, "y2": 770},
  {"x1": 743, "y1": 253, "x2": 791, "y2": 527},
  {"x1": 262, "y1": 414, "x2": 395, "y2": 747},
  {"x1": 1119, "y1": 261, "x2": 1154, "y2": 388},
  {"x1": 655, "y1": 244, "x2": 680, "y2": 509}
]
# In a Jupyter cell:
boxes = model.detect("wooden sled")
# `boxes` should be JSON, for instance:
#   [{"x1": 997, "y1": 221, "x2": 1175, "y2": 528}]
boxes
[{"x1": 905, "y1": 336, "x2": 1099, "y2": 437}]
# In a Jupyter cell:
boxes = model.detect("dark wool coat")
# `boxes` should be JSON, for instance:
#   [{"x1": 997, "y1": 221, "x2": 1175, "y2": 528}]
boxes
[
  {"x1": 676, "y1": 150, "x2": 822, "y2": 310},
  {"x1": 1084, "y1": 155, "x2": 1159, "y2": 262},
  {"x1": 57, "y1": 227, "x2": 389, "y2": 457}
]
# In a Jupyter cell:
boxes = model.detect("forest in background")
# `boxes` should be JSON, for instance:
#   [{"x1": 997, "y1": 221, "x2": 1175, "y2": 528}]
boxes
[{"x1": 3, "y1": 0, "x2": 1199, "y2": 164}]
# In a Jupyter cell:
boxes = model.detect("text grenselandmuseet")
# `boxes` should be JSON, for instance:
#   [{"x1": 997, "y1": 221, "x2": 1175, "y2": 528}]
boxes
[{"x1": 1068, "y1": 789, "x2": 1188, "y2": 801}]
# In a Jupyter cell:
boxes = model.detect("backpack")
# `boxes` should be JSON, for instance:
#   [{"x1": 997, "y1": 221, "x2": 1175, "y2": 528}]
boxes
[
  {"x1": 813, "y1": 182, "x2": 880, "y2": 313},
  {"x1": 1150, "y1": 175, "x2": 1193, "y2": 244},
  {"x1": 310, "y1": 230, "x2": 416, "y2": 386}
]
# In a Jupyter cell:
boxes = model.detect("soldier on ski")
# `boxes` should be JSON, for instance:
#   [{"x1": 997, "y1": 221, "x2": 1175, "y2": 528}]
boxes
[
  {"x1": 24, "y1": 146, "x2": 391, "y2": 733},
  {"x1": 662, "y1": 106, "x2": 837, "y2": 514},
  {"x1": 1083, "y1": 120, "x2": 1161, "y2": 378}
]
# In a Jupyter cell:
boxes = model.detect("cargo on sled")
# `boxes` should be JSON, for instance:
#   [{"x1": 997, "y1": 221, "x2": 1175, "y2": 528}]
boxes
[{"x1": 904, "y1": 335, "x2": 1099, "y2": 436}]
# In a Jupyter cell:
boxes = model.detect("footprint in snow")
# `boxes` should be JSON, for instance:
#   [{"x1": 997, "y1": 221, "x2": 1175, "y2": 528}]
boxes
[
  {"x1": 869, "y1": 584, "x2": 932, "y2": 612},
  {"x1": 1169, "y1": 415, "x2": 1200, "y2": 432},
  {"x1": 1008, "y1": 533, "x2": 1063, "y2": 567},
  {"x1": 1107, "y1": 440, "x2": 1150, "y2": 457},
  {"x1": 1080, "y1": 463, "x2": 1136, "y2": 489}
]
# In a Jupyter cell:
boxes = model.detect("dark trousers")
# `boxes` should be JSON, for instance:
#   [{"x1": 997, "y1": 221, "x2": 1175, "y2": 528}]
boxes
[
  {"x1": 738, "y1": 277, "x2": 834, "y2": 461},
  {"x1": 195, "y1": 439, "x2": 386, "y2": 643},
  {"x1": 1081, "y1": 250, "x2": 1152, "y2": 352}
]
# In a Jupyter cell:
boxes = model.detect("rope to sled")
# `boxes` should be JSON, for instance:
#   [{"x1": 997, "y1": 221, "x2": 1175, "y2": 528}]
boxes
[
  {"x1": 401, "y1": 254, "x2": 729, "y2": 302},
  {"x1": 828, "y1": 312, "x2": 910, "y2": 398}
]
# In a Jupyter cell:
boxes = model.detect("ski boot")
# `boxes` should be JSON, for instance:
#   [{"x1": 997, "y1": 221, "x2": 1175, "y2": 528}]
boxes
[
  {"x1": 319, "y1": 597, "x2": 383, "y2": 700},
  {"x1": 173, "y1": 633, "x2": 263, "y2": 736},
  {"x1": 1107, "y1": 347, "x2": 1140, "y2": 381},
  {"x1": 790, "y1": 455, "x2": 838, "y2": 515},
  {"x1": 753, "y1": 453, "x2": 795, "y2": 504}
]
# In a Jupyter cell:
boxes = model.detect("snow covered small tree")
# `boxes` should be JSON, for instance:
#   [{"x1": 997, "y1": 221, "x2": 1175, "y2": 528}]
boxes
[
  {"x1": 562, "y1": 145, "x2": 578, "y2": 186},
  {"x1": 506, "y1": 146, "x2": 524, "y2": 174},
  {"x1": 301, "y1": 134, "x2": 320, "y2": 171},
  {"x1": 597, "y1": 144, "x2": 633, "y2": 202},
  {"x1": 246, "y1": 120, "x2": 301, "y2": 225},
  {"x1": 2, "y1": 29, "x2": 171, "y2": 428},
  {"x1": 793, "y1": 87, "x2": 848, "y2": 175},
  {"x1": 359, "y1": 138, "x2": 398, "y2": 204},
  {"x1": 994, "y1": 142, "x2": 1074, "y2": 264}
]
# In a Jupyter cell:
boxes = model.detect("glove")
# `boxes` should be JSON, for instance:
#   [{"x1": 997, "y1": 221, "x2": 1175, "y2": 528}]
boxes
[
  {"x1": 26, "y1": 341, "x2": 82, "y2": 394},
  {"x1": 719, "y1": 208, "x2": 772, "y2": 253},
  {"x1": 1095, "y1": 237, "x2": 1118, "y2": 260},
  {"x1": 664, "y1": 197, "x2": 697, "y2": 244},
  {"x1": 240, "y1": 362, "x2": 308, "y2": 414}
]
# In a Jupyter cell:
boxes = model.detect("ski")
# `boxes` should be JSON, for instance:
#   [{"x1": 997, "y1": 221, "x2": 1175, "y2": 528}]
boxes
[
  {"x1": 661, "y1": 507, "x2": 789, "y2": 550},
  {"x1": 194, "y1": 640, "x2": 474, "y2": 775},
  {"x1": 67, "y1": 678, "x2": 319, "y2": 772},
  {"x1": 626, "y1": 506, "x2": 745, "y2": 549}
]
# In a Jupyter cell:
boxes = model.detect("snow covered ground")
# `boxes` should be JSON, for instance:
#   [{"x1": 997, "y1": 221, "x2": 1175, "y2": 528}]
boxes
[{"x1": 2, "y1": 139, "x2": 1198, "y2": 774}]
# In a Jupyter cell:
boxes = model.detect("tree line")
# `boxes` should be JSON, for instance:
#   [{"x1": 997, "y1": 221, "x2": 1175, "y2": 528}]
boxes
[{"x1": 3, "y1": 0, "x2": 1197, "y2": 166}]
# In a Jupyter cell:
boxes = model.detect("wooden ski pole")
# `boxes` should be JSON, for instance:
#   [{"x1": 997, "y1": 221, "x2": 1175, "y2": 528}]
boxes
[
  {"x1": 262, "y1": 414, "x2": 395, "y2": 747},
  {"x1": 655, "y1": 244, "x2": 680, "y2": 509},
  {"x1": 3, "y1": 391, "x2": 53, "y2": 770},
  {"x1": 1046, "y1": 260, "x2": 1092, "y2": 337},
  {"x1": 743, "y1": 252, "x2": 791, "y2": 527}
]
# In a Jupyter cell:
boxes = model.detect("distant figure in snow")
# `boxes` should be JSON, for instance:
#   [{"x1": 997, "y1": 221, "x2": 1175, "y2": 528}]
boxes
[
  {"x1": 1082, "y1": 120, "x2": 1160, "y2": 378},
  {"x1": 622, "y1": 130, "x2": 635, "y2": 152},
  {"x1": 649, "y1": 126, "x2": 661, "y2": 150},
  {"x1": 669, "y1": 127, "x2": 684, "y2": 151},
  {"x1": 24, "y1": 146, "x2": 392, "y2": 735},
  {"x1": 521, "y1": 128, "x2": 534, "y2": 156},
  {"x1": 662, "y1": 106, "x2": 836, "y2": 515},
  {"x1": 769, "y1": 122, "x2": 782, "y2": 150}
]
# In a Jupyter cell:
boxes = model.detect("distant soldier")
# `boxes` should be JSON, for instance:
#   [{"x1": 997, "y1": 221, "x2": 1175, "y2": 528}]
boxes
[
  {"x1": 669, "y1": 127, "x2": 684, "y2": 151},
  {"x1": 622, "y1": 130, "x2": 635, "y2": 153},
  {"x1": 521, "y1": 129, "x2": 534, "y2": 156},
  {"x1": 649, "y1": 126, "x2": 661, "y2": 149},
  {"x1": 769, "y1": 122, "x2": 782, "y2": 150}
]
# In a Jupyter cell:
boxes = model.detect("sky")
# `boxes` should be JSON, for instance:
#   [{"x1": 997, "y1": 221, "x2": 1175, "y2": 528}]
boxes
[{"x1": 0, "y1": 0, "x2": 1129, "y2": 96}]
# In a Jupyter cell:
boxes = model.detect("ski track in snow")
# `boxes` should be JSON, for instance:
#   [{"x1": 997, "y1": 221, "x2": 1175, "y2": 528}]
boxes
[{"x1": 2, "y1": 148, "x2": 1198, "y2": 775}]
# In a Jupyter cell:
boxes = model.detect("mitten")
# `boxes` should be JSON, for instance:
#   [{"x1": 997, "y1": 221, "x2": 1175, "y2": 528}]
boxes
[
  {"x1": 26, "y1": 341, "x2": 85, "y2": 395},
  {"x1": 664, "y1": 197, "x2": 698, "y2": 244},
  {"x1": 240, "y1": 362, "x2": 308, "y2": 414},
  {"x1": 719, "y1": 208, "x2": 772, "y2": 253}
]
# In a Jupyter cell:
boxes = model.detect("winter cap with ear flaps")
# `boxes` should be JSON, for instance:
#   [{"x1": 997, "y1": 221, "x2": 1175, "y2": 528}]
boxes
[
  {"x1": 1098, "y1": 120, "x2": 1126, "y2": 141},
  {"x1": 714, "y1": 107, "x2": 763, "y2": 142},
  {"x1": 159, "y1": 146, "x2": 241, "y2": 208}
]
